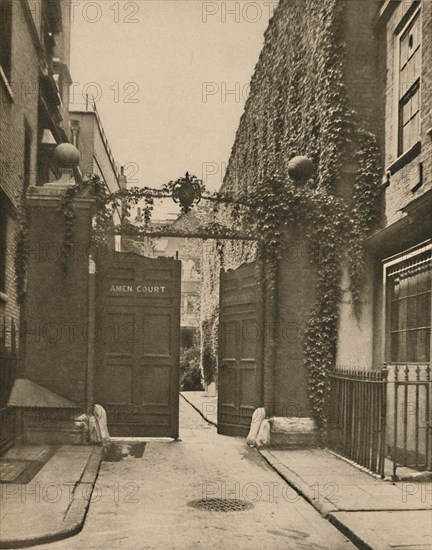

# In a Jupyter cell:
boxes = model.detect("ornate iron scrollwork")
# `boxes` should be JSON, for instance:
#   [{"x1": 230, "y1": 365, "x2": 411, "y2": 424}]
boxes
[{"x1": 172, "y1": 172, "x2": 202, "y2": 213}]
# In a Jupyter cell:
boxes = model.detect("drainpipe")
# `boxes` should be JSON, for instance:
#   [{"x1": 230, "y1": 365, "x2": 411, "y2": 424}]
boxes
[{"x1": 86, "y1": 255, "x2": 96, "y2": 415}]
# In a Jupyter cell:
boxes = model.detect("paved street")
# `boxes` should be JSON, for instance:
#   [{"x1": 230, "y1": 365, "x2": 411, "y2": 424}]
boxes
[{"x1": 33, "y1": 398, "x2": 354, "y2": 550}]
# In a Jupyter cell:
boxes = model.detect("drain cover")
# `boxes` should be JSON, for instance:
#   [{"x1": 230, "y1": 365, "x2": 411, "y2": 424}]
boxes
[
  {"x1": 0, "y1": 460, "x2": 32, "y2": 482},
  {"x1": 188, "y1": 498, "x2": 253, "y2": 512}
]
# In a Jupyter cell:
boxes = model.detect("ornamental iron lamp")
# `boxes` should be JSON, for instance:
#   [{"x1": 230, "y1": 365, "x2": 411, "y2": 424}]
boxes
[
  {"x1": 287, "y1": 156, "x2": 314, "y2": 185},
  {"x1": 172, "y1": 172, "x2": 202, "y2": 213}
]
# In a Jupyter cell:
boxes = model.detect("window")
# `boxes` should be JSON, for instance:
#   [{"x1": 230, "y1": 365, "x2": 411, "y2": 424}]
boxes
[
  {"x1": 387, "y1": 250, "x2": 431, "y2": 363},
  {"x1": 0, "y1": 201, "x2": 7, "y2": 294},
  {"x1": 0, "y1": 0, "x2": 13, "y2": 82},
  {"x1": 398, "y1": 10, "x2": 421, "y2": 155},
  {"x1": 24, "y1": 123, "x2": 32, "y2": 190}
]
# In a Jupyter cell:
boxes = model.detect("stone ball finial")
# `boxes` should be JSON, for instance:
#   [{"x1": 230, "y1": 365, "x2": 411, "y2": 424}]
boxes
[
  {"x1": 288, "y1": 156, "x2": 314, "y2": 184},
  {"x1": 52, "y1": 143, "x2": 80, "y2": 168}
]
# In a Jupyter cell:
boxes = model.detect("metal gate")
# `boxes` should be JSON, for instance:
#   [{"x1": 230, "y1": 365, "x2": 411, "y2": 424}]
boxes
[
  {"x1": 95, "y1": 252, "x2": 181, "y2": 438},
  {"x1": 218, "y1": 262, "x2": 263, "y2": 436}
]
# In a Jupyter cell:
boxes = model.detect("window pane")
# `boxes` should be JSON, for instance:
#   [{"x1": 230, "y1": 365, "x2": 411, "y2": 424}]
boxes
[
  {"x1": 411, "y1": 87, "x2": 419, "y2": 115},
  {"x1": 410, "y1": 111, "x2": 420, "y2": 146},
  {"x1": 407, "y1": 296, "x2": 417, "y2": 329},
  {"x1": 391, "y1": 332, "x2": 399, "y2": 363},
  {"x1": 391, "y1": 299, "x2": 399, "y2": 331},
  {"x1": 407, "y1": 331, "x2": 418, "y2": 362},
  {"x1": 417, "y1": 293, "x2": 431, "y2": 328},
  {"x1": 391, "y1": 278, "x2": 400, "y2": 300},
  {"x1": 409, "y1": 16, "x2": 421, "y2": 55},
  {"x1": 398, "y1": 331, "x2": 407, "y2": 363},
  {"x1": 413, "y1": 49, "x2": 421, "y2": 80},
  {"x1": 0, "y1": 0, "x2": 12, "y2": 80},
  {"x1": 417, "y1": 269, "x2": 430, "y2": 293},
  {"x1": 400, "y1": 66, "x2": 409, "y2": 97},
  {"x1": 400, "y1": 276, "x2": 409, "y2": 298},
  {"x1": 400, "y1": 37, "x2": 409, "y2": 68},
  {"x1": 402, "y1": 99, "x2": 411, "y2": 125},
  {"x1": 417, "y1": 329, "x2": 430, "y2": 363}
]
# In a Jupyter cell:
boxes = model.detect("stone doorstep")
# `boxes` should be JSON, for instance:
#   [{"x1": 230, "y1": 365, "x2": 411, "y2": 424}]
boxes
[
  {"x1": 0, "y1": 446, "x2": 103, "y2": 549},
  {"x1": 266, "y1": 416, "x2": 319, "y2": 449},
  {"x1": 23, "y1": 422, "x2": 87, "y2": 446},
  {"x1": 269, "y1": 431, "x2": 320, "y2": 449}
]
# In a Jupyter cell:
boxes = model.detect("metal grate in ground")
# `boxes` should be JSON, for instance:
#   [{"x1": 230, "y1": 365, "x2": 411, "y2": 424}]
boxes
[
  {"x1": 187, "y1": 498, "x2": 254, "y2": 512},
  {"x1": 0, "y1": 460, "x2": 33, "y2": 482}
]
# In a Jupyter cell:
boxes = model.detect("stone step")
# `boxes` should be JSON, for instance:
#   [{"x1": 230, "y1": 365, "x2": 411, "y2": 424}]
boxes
[
  {"x1": 23, "y1": 418, "x2": 86, "y2": 445},
  {"x1": 269, "y1": 417, "x2": 319, "y2": 449}
]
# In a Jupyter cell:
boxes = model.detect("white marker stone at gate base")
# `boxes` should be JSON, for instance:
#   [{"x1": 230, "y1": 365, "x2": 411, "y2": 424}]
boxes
[
  {"x1": 255, "y1": 419, "x2": 271, "y2": 448},
  {"x1": 74, "y1": 405, "x2": 110, "y2": 445},
  {"x1": 246, "y1": 407, "x2": 266, "y2": 447},
  {"x1": 94, "y1": 404, "x2": 110, "y2": 445}
]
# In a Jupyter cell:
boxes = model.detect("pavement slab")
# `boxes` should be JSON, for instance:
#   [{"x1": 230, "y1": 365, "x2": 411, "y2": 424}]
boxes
[
  {"x1": 330, "y1": 510, "x2": 432, "y2": 550},
  {"x1": 28, "y1": 398, "x2": 355, "y2": 550},
  {"x1": 0, "y1": 446, "x2": 103, "y2": 548},
  {"x1": 263, "y1": 449, "x2": 432, "y2": 511},
  {"x1": 260, "y1": 448, "x2": 432, "y2": 550}
]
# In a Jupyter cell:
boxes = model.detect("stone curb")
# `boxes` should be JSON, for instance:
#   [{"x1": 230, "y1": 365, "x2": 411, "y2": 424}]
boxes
[
  {"x1": 258, "y1": 449, "x2": 337, "y2": 517},
  {"x1": 258, "y1": 449, "x2": 386, "y2": 550},
  {"x1": 180, "y1": 393, "x2": 217, "y2": 427},
  {"x1": 0, "y1": 447, "x2": 103, "y2": 549},
  {"x1": 327, "y1": 513, "x2": 391, "y2": 550}
]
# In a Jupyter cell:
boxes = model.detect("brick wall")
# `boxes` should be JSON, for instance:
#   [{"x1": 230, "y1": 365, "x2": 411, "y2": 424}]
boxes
[
  {"x1": 382, "y1": 2, "x2": 432, "y2": 227},
  {"x1": 1, "y1": 213, "x2": 20, "y2": 323},
  {"x1": 0, "y1": 0, "x2": 74, "y2": 332},
  {"x1": 0, "y1": 1, "x2": 40, "y2": 328},
  {"x1": 0, "y1": 2, "x2": 40, "y2": 202}
]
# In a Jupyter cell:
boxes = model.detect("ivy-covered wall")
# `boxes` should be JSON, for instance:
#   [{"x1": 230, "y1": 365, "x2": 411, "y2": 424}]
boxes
[{"x1": 200, "y1": 0, "x2": 383, "y2": 426}]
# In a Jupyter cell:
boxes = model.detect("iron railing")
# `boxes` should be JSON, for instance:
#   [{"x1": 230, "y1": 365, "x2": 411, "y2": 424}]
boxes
[
  {"x1": 0, "y1": 317, "x2": 18, "y2": 452},
  {"x1": 388, "y1": 364, "x2": 431, "y2": 477},
  {"x1": 327, "y1": 368, "x2": 388, "y2": 478}
]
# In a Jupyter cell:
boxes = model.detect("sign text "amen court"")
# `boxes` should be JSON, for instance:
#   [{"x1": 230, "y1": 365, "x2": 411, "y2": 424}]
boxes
[{"x1": 110, "y1": 284, "x2": 167, "y2": 294}]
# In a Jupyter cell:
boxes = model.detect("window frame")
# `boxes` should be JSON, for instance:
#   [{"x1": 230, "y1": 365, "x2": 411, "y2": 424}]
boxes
[
  {"x1": 383, "y1": 240, "x2": 431, "y2": 366},
  {"x1": 0, "y1": 202, "x2": 7, "y2": 295},
  {"x1": 394, "y1": 6, "x2": 422, "y2": 158},
  {"x1": 0, "y1": 0, "x2": 13, "y2": 98}
]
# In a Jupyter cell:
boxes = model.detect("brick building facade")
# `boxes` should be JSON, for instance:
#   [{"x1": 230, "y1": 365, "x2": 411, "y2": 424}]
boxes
[{"x1": 1, "y1": 0, "x2": 72, "y2": 324}]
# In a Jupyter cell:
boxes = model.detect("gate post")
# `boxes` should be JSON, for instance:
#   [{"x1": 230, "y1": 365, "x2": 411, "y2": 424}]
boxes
[
  {"x1": 262, "y1": 257, "x2": 277, "y2": 416},
  {"x1": 10, "y1": 145, "x2": 96, "y2": 443}
]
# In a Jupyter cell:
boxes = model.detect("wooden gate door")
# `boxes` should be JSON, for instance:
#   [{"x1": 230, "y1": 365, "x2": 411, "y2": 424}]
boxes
[
  {"x1": 95, "y1": 252, "x2": 181, "y2": 437},
  {"x1": 218, "y1": 262, "x2": 263, "y2": 436}
]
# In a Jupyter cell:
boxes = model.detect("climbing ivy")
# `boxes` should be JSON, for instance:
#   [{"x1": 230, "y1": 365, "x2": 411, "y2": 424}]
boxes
[
  {"x1": 200, "y1": 0, "x2": 382, "y2": 434},
  {"x1": 14, "y1": 197, "x2": 29, "y2": 304},
  {"x1": 348, "y1": 131, "x2": 382, "y2": 314}
]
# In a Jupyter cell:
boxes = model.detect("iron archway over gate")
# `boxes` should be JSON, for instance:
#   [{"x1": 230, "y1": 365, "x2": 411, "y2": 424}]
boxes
[{"x1": 95, "y1": 251, "x2": 181, "y2": 438}]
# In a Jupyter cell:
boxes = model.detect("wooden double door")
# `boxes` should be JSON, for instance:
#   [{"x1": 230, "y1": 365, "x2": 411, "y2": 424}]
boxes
[
  {"x1": 218, "y1": 262, "x2": 263, "y2": 436},
  {"x1": 95, "y1": 252, "x2": 181, "y2": 437}
]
